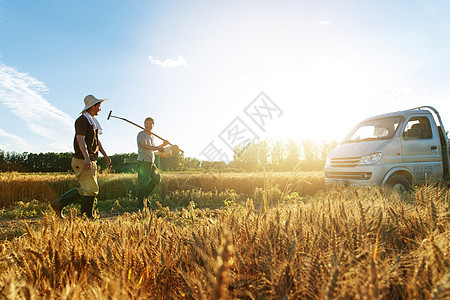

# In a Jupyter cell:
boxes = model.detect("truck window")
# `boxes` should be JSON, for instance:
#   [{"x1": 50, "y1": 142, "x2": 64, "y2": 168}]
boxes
[
  {"x1": 403, "y1": 117, "x2": 432, "y2": 139},
  {"x1": 343, "y1": 116, "x2": 402, "y2": 143}
]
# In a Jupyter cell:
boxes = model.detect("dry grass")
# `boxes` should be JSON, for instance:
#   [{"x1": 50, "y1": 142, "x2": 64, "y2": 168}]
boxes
[
  {"x1": 0, "y1": 185, "x2": 448, "y2": 299},
  {"x1": 0, "y1": 171, "x2": 324, "y2": 207}
]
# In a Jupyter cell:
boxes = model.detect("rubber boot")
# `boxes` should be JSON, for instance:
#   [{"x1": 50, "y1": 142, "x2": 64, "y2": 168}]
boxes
[
  {"x1": 50, "y1": 188, "x2": 81, "y2": 219},
  {"x1": 145, "y1": 182, "x2": 158, "y2": 209},
  {"x1": 137, "y1": 187, "x2": 148, "y2": 210},
  {"x1": 147, "y1": 182, "x2": 158, "y2": 195},
  {"x1": 137, "y1": 197, "x2": 145, "y2": 210},
  {"x1": 81, "y1": 196, "x2": 96, "y2": 219}
]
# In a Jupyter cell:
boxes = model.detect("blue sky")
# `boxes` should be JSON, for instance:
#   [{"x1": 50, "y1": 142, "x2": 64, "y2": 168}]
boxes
[{"x1": 1, "y1": 0, "x2": 450, "y2": 160}]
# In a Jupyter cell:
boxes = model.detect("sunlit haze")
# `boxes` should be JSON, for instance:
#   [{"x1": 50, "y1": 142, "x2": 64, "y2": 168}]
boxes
[{"x1": 1, "y1": 1, "x2": 450, "y2": 160}]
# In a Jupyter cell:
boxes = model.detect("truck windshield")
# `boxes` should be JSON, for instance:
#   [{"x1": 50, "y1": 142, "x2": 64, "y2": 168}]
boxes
[{"x1": 343, "y1": 116, "x2": 403, "y2": 143}]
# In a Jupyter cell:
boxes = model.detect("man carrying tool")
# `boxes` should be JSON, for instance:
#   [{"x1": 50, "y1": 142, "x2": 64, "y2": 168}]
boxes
[
  {"x1": 137, "y1": 117, "x2": 169, "y2": 210},
  {"x1": 50, "y1": 95, "x2": 111, "y2": 219}
]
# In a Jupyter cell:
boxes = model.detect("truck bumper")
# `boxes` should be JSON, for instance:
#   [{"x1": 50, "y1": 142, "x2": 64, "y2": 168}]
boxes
[{"x1": 324, "y1": 164, "x2": 390, "y2": 187}]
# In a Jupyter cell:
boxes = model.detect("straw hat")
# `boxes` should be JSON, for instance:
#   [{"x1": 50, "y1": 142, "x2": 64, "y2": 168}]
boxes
[{"x1": 81, "y1": 95, "x2": 109, "y2": 113}]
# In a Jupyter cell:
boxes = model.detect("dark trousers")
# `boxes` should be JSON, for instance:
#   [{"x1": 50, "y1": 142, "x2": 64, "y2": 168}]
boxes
[{"x1": 137, "y1": 161, "x2": 161, "y2": 207}]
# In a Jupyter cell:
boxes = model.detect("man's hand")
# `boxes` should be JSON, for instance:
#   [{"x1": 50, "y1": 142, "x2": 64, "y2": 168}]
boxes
[
  {"x1": 162, "y1": 140, "x2": 170, "y2": 147},
  {"x1": 84, "y1": 157, "x2": 92, "y2": 171},
  {"x1": 105, "y1": 155, "x2": 111, "y2": 165}
]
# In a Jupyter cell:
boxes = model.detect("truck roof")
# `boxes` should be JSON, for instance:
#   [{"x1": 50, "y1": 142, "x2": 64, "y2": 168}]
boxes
[{"x1": 363, "y1": 107, "x2": 432, "y2": 122}]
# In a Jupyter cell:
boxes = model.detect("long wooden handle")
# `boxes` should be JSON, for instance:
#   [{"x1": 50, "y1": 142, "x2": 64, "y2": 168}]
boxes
[
  {"x1": 112, "y1": 116, "x2": 144, "y2": 130},
  {"x1": 110, "y1": 115, "x2": 184, "y2": 153}
]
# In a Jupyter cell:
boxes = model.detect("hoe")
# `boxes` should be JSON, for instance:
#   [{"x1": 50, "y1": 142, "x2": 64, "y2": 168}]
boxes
[{"x1": 107, "y1": 110, "x2": 183, "y2": 157}]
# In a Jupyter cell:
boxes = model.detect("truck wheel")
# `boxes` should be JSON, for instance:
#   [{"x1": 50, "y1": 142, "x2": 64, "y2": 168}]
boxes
[{"x1": 385, "y1": 175, "x2": 411, "y2": 195}]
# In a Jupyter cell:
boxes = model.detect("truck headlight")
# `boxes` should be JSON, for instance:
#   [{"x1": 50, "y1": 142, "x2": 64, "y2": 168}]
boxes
[{"x1": 358, "y1": 153, "x2": 382, "y2": 165}]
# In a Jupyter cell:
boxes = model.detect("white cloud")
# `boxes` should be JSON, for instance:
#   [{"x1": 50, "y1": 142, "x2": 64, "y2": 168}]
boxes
[
  {"x1": 0, "y1": 62, "x2": 74, "y2": 152},
  {"x1": 377, "y1": 87, "x2": 414, "y2": 99},
  {"x1": 148, "y1": 55, "x2": 189, "y2": 68},
  {"x1": 0, "y1": 128, "x2": 31, "y2": 150},
  {"x1": 317, "y1": 19, "x2": 332, "y2": 25}
]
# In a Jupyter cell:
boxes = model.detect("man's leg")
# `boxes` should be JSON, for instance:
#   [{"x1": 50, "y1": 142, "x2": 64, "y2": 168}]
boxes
[
  {"x1": 50, "y1": 188, "x2": 81, "y2": 218},
  {"x1": 80, "y1": 196, "x2": 96, "y2": 218},
  {"x1": 145, "y1": 164, "x2": 161, "y2": 205},
  {"x1": 72, "y1": 158, "x2": 99, "y2": 218},
  {"x1": 137, "y1": 161, "x2": 152, "y2": 209}
]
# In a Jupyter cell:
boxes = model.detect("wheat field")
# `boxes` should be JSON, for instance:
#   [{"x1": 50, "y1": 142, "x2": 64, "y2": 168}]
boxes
[
  {"x1": 0, "y1": 172, "x2": 324, "y2": 207},
  {"x1": 0, "y1": 184, "x2": 449, "y2": 299}
]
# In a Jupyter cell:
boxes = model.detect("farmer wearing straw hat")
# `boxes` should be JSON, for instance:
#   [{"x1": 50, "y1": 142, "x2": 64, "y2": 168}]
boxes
[
  {"x1": 136, "y1": 117, "x2": 169, "y2": 209},
  {"x1": 50, "y1": 95, "x2": 111, "y2": 218}
]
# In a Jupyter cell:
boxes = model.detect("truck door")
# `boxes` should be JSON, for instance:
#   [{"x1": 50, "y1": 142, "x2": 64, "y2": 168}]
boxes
[{"x1": 401, "y1": 116, "x2": 444, "y2": 184}]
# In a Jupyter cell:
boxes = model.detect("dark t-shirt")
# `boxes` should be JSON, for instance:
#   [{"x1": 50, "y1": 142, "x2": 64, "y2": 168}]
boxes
[{"x1": 73, "y1": 115, "x2": 99, "y2": 161}]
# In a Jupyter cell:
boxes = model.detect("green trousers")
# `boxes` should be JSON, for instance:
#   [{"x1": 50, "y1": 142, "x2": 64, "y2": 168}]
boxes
[{"x1": 137, "y1": 161, "x2": 161, "y2": 208}]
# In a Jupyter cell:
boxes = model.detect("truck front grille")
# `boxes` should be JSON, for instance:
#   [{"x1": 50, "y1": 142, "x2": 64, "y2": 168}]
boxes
[
  {"x1": 325, "y1": 171, "x2": 372, "y2": 180},
  {"x1": 330, "y1": 157, "x2": 360, "y2": 167}
]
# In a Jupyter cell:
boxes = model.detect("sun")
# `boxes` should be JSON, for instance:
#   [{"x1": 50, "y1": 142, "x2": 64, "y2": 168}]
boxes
[{"x1": 270, "y1": 55, "x2": 374, "y2": 143}]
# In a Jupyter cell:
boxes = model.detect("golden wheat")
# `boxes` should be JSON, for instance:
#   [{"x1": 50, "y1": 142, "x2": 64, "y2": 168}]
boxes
[
  {"x1": 0, "y1": 185, "x2": 448, "y2": 299},
  {"x1": 0, "y1": 171, "x2": 324, "y2": 207}
]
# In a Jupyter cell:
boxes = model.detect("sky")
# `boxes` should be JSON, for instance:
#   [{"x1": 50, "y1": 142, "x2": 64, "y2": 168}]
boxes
[{"x1": 1, "y1": 0, "x2": 450, "y2": 161}]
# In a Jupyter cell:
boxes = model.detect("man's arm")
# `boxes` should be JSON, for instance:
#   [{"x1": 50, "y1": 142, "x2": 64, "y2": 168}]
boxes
[
  {"x1": 158, "y1": 140, "x2": 170, "y2": 148},
  {"x1": 76, "y1": 134, "x2": 92, "y2": 171},
  {"x1": 99, "y1": 140, "x2": 111, "y2": 165},
  {"x1": 138, "y1": 141, "x2": 165, "y2": 152}
]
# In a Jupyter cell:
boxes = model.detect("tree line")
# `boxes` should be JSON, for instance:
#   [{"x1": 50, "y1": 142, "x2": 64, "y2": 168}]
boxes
[
  {"x1": 231, "y1": 139, "x2": 338, "y2": 171},
  {"x1": 0, "y1": 139, "x2": 338, "y2": 173}
]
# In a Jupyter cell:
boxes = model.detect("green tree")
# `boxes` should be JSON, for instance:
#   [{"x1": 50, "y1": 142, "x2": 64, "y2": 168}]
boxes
[
  {"x1": 256, "y1": 140, "x2": 269, "y2": 171},
  {"x1": 270, "y1": 140, "x2": 286, "y2": 171},
  {"x1": 285, "y1": 140, "x2": 300, "y2": 171},
  {"x1": 301, "y1": 139, "x2": 319, "y2": 171},
  {"x1": 184, "y1": 157, "x2": 200, "y2": 169},
  {"x1": 317, "y1": 140, "x2": 338, "y2": 166},
  {"x1": 102, "y1": 153, "x2": 138, "y2": 173},
  {"x1": 160, "y1": 152, "x2": 184, "y2": 171},
  {"x1": 201, "y1": 161, "x2": 227, "y2": 169},
  {"x1": 233, "y1": 142, "x2": 258, "y2": 171},
  {"x1": 0, "y1": 150, "x2": 5, "y2": 171}
]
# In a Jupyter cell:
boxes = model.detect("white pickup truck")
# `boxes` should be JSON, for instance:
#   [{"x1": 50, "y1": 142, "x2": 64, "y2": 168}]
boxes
[{"x1": 324, "y1": 106, "x2": 449, "y2": 193}]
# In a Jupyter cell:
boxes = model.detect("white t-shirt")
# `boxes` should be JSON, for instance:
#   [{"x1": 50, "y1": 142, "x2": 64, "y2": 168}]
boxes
[{"x1": 137, "y1": 131, "x2": 155, "y2": 162}]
